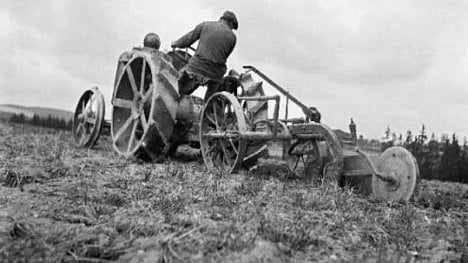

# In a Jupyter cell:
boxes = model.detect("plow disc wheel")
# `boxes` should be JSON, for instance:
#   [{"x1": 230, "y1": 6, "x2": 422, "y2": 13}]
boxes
[
  {"x1": 200, "y1": 92, "x2": 247, "y2": 173},
  {"x1": 73, "y1": 87, "x2": 105, "y2": 148},
  {"x1": 373, "y1": 146, "x2": 419, "y2": 201},
  {"x1": 287, "y1": 139, "x2": 322, "y2": 180}
]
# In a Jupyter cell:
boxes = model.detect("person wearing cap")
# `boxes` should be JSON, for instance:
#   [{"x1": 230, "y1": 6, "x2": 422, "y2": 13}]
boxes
[
  {"x1": 171, "y1": 11, "x2": 238, "y2": 101},
  {"x1": 143, "y1": 33, "x2": 161, "y2": 50},
  {"x1": 114, "y1": 33, "x2": 161, "y2": 87}
]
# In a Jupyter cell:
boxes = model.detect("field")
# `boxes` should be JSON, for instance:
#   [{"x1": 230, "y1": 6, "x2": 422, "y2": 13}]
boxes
[{"x1": 0, "y1": 122, "x2": 467, "y2": 262}]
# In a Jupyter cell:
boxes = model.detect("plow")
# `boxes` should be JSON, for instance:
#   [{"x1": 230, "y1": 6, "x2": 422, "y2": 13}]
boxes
[{"x1": 73, "y1": 44, "x2": 418, "y2": 202}]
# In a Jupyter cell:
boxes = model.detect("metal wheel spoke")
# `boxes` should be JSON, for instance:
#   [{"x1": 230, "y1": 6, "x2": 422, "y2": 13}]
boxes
[
  {"x1": 140, "y1": 113, "x2": 148, "y2": 129},
  {"x1": 228, "y1": 139, "x2": 238, "y2": 155},
  {"x1": 113, "y1": 98, "x2": 134, "y2": 109},
  {"x1": 205, "y1": 114, "x2": 218, "y2": 129},
  {"x1": 76, "y1": 122, "x2": 84, "y2": 135},
  {"x1": 79, "y1": 131, "x2": 88, "y2": 145},
  {"x1": 212, "y1": 103, "x2": 221, "y2": 131},
  {"x1": 142, "y1": 88, "x2": 153, "y2": 103},
  {"x1": 126, "y1": 67, "x2": 139, "y2": 97},
  {"x1": 114, "y1": 116, "x2": 133, "y2": 142},
  {"x1": 127, "y1": 121, "x2": 138, "y2": 152},
  {"x1": 139, "y1": 60, "x2": 147, "y2": 97},
  {"x1": 220, "y1": 141, "x2": 233, "y2": 167},
  {"x1": 206, "y1": 143, "x2": 217, "y2": 155}
]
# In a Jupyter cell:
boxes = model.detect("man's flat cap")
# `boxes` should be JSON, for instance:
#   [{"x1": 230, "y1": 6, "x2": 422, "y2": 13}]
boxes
[{"x1": 221, "y1": 11, "x2": 238, "y2": 30}]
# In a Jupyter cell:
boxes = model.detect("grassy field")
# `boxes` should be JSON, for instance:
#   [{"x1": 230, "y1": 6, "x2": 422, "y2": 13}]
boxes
[{"x1": 0, "y1": 122, "x2": 466, "y2": 262}]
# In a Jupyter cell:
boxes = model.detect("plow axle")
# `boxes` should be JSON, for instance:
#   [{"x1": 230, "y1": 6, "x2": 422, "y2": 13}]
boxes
[{"x1": 355, "y1": 147, "x2": 399, "y2": 186}]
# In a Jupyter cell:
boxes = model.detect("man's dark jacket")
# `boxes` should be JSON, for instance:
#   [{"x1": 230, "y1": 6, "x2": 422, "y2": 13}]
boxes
[{"x1": 172, "y1": 20, "x2": 236, "y2": 81}]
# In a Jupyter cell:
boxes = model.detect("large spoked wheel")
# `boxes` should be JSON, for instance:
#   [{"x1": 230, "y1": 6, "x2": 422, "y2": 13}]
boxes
[
  {"x1": 112, "y1": 55, "x2": 154, "y2": 158},
  {"x1": 287, "y1": 139, "x2": 322, "y2": 180},
  {"x1": 373, "y1": 146, "x2": 419, "y2": 201},
  {"x1": 286, "y1": 123, "x2": 344, "y2": 183},
  {"x1": 200, "y1": 92, "x2": 247, "y2": 173},
  {"x1": 73, "y1": 87, "x2": 105, "y2": 148}
]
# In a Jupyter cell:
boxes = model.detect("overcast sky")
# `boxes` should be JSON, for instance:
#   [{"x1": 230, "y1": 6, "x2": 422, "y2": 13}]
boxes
[{"x1": 1, "y1": 0, "x2": 467, "y2": 139}]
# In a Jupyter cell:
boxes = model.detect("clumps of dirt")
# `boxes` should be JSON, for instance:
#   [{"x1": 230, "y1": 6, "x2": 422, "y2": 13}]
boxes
[
  {"x1": 66, "y1": 227, "x2": 135, "y2": 262},
  {"x1": 416, "y1": 180, "x2": 468, "y2": 210},
  {"x1": 3, "y1": 170, "x2": 36, "y2": 188}
]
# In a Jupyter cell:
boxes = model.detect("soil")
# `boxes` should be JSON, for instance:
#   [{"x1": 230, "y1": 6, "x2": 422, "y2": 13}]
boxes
[{"x1": 0, "y1": 123, "x2": 467, "y2": 262}]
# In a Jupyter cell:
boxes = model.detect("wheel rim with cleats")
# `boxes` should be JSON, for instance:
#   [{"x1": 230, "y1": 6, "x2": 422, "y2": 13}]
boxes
[
  {"x1": 200, "y1": 92, "x2": 247, "y2": 173},
  {"x1": 372, "y1": 146, "x2": 419, "y2": 201},
  {"x1": 73, "y1": 87, "x2": 105, "y2": 148}
]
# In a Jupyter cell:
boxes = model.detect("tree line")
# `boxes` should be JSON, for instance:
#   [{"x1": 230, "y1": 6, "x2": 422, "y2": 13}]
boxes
[
  {"x1": 382, "y1": 125, "x2": 468, "y2": 184},
  {"x1": 9, "y1": 113, "x2": 72, "y2": 131}
]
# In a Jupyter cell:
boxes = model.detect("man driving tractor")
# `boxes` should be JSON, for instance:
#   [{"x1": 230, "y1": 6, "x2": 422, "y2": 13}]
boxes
[
  {"x1": 171, "y1": 10, "x2": 238, "y2": 101},
  {"x1": 165, "y1": 11, "x2": 239, "y2": 159}
]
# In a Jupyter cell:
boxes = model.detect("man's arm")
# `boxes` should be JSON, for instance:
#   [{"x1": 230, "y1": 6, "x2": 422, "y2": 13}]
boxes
[
  {"x1": 171, "y1": 23, "x2": 203, "y2": 48},
  {"x1": 227, "y1": 34, "x2": 237, "y2": 56}
]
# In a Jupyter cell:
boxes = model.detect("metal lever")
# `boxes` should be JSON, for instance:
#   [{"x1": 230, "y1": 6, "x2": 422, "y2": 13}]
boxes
[{"x1": 242, "y1": 65, "x2": 319, "y2": 122}]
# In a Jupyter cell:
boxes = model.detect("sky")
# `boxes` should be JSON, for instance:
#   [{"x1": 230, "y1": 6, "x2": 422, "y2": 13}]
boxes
[{"x1": 0, "y1": 0, "x2": 467, "y2": 139}]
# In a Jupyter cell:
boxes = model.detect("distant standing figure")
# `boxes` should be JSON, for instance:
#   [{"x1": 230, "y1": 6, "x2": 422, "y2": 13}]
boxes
[{"x1": 171, "y1": 11, "x2": 238, "y2": 100}]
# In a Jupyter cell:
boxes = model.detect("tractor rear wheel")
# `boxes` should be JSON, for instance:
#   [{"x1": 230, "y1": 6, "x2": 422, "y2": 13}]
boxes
[{"x1": 111, "y1": 52, "x2": 179, "y2": 160}]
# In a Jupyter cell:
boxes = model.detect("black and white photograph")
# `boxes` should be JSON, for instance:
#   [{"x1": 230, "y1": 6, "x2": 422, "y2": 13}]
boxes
[{"x1": 0, "y1": 0, "x2": 467, "y2": 262}]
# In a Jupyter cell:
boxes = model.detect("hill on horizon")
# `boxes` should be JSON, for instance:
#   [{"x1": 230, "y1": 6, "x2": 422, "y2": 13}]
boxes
[{"x1": 0, "y1": 104, "x2": 74, "y2": 122}]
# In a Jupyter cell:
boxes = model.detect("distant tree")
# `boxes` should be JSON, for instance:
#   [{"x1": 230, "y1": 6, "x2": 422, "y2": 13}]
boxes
[
  {"x1": 438, "y1": 134, "x2": 461, "y2": 182},
  {"x1": 417, "y1": 124, "x2": 427, "y2": 144},
  {"x1": 9, "y1": 113, "x2": 26, "y2": 124},
  {"x1": 9, "y1": 113, "x2": 17, "y2": 123},
  {"x1": 31, "y1": 114, "x2": 40, "y2": 126},
  {"x1": 46, "y1": 114, "x2": 53, "y2": 128},
  {"x1": 458, "y1": 147, "x2": 468, "y2": 184}
]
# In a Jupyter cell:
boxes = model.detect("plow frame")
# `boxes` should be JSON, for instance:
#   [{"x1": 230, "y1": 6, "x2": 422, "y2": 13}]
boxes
[{"x1": 200, "y1": 65, "x2": 418, "y2": 201}]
